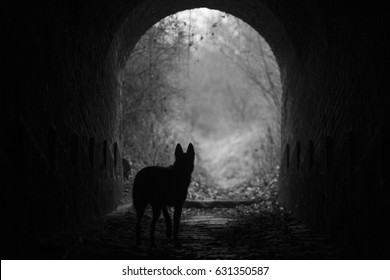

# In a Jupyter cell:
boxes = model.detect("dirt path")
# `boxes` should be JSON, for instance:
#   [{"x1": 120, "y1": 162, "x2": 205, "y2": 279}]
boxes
[{"x1": 66, "y1": 201, "x2": 343, "y2": 259}]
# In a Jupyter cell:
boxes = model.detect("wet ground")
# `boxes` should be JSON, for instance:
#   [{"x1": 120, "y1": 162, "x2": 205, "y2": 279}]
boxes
[{"x1": 65, "y1": 198, "x2": 344, "y2": 259}]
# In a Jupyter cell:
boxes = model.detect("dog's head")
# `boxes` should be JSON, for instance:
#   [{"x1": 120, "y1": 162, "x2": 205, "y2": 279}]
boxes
[{"x1": 174, "y1": 143, "x2": 195, "y2": 173}]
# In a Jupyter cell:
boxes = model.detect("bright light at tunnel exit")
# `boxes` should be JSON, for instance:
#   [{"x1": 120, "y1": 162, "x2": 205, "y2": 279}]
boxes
[{"x1": 121, "y1": 8, "x2": 282, "y2": 190}]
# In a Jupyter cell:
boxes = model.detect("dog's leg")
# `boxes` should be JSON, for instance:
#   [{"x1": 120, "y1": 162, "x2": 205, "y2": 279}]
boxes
[
  {"x1": 150, "y1": 204, "x2": 162, "y2": 248},
  {"x1": 173, "y1": 205, "x2": 183, "y2": 248},
  {"x1": 162, "y1": 206, "x2": 172, "y2": 239},
  {"x1": 135, "y1": 204, "x2": 146, "y2": 246}
]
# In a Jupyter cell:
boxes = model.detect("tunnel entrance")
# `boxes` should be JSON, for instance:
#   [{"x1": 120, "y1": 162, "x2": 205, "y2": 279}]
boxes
[
  {"x1": 119, "y1": 8, "x2": 281, "y2": 204},
  {"x1": 75, "y1": 8, "x2": 342, "y2": 259}
]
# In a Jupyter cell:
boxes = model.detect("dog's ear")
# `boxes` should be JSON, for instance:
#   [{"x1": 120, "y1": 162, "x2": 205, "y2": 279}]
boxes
[
  {"x1": 175, "y1": 143, "x2": 184, "y2": 158},
  {"x1": 187, "y1": 143, "x2": 195, "y2": 157}
]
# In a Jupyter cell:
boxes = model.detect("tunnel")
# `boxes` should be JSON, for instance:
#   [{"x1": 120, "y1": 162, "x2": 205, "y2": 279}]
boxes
[{"x1": 2, "y1": 0, "x2": 389, "y2": 259}]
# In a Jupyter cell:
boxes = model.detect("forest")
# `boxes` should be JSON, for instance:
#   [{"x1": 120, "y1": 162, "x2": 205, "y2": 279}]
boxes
[{"x1": 119, "y1": 9, "x2": 282, "y2": 200}]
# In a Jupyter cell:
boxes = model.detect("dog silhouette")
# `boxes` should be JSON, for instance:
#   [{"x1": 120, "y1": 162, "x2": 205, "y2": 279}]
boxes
[{"x1": 133, "y1": 143, "x2": 195, "y2": 248}]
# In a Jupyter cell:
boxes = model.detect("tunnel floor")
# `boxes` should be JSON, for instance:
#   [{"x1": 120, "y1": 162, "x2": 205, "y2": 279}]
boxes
[{"x1": 65, "y1": 185, "x2": 344, "y2": 259}]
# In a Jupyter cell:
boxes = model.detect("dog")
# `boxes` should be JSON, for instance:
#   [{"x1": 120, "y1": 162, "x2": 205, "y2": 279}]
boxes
[{"x1": 133, "y1": 143, "x2": 195, "y2": 248}]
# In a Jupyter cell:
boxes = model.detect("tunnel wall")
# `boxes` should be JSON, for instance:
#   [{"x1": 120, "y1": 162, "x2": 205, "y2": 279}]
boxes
[
  {"x1": 2, "y1": 1, "x2": 126, "y2": 258},
  {"x1": 2, "y1": 0, "x2": 389, "y2": 259},
  {"x1": 278, "y1": 2, "x2": 390, "y2": 258}
]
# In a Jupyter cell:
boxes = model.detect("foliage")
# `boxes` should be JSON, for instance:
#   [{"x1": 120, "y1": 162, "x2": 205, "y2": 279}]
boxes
[
  {"x1": 196, "y1": 11, "x2": 282, "y2": 176},
  {"x1": 120, "y1": 14, "x2": 191, "y2": 167},
  {"x1": 120, "y1": 9, "x2": 282, "y2": 191}
]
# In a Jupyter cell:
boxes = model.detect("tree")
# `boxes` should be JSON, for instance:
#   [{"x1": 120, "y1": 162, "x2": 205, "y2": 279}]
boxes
[{"x1": 120, "y1": 15, "x2": 191, "y2": 167}]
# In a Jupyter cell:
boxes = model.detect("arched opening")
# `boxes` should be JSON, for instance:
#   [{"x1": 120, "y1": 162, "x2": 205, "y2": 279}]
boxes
[
  {"x1": 105, "y1": 0, "x2": 296, "y2": 216},
  {"x1": 119, "y1": 8, "x2": 282, "y2": 204}
]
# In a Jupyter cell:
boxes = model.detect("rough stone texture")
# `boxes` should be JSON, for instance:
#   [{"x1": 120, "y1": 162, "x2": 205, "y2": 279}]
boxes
[{"x1": 2, "y1": 0, "x2": 389, "y2": 258}]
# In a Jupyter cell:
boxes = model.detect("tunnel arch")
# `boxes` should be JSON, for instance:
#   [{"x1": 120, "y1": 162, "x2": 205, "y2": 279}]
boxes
[
  {"x1": 102, "y1": 0, "x2": 320, "y2": 213},
  {"x1": 107, "y1": 0, "x2": 297, "y2": 87}
]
